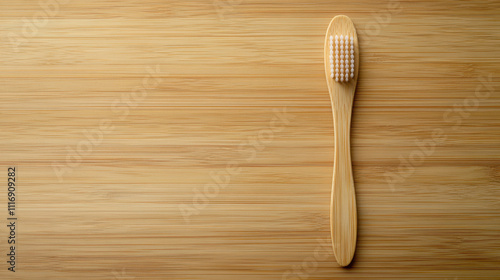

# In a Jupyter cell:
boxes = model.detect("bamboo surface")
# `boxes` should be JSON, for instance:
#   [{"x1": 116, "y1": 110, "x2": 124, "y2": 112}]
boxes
[{"x1": 1, "y1": 1, "x2": 500, "y2": 279}]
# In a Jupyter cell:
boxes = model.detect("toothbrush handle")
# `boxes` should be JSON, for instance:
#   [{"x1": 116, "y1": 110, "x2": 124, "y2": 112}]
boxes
[{"x1": 331, "y1": 107, "x2": 357, "y2": 267}]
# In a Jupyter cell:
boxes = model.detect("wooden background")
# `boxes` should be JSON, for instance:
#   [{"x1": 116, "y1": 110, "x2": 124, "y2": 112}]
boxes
[{"x1": 1, "y1": 0, "x2": 499, "y2": 279}]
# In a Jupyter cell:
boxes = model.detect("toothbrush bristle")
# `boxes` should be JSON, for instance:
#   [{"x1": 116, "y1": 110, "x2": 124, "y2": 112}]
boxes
[{"x1": 329, "y1": 33, "x2": 354, "y2": 83}]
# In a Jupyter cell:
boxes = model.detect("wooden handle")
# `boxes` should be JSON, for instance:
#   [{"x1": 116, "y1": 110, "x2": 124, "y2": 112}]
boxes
[
  {"x1": 324, "y1": 15, "x2": 359, "y2": 267},
  {"x1": 331, "y1": 99, "x2": 357, "y2": 267}
]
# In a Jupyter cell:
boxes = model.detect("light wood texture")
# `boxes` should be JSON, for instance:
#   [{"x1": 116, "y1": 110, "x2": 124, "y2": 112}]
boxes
[
  {"x1": 324, "y1": 15, "x2": 359, "y2": 267},
  {"x1": 1, "y1": 1, "x2": 500, "y2": 279}
]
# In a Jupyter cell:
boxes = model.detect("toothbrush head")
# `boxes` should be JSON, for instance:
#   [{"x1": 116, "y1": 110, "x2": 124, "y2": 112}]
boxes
[{"x1": 324, "y1": 16, "x2": 358, "y2": 86}]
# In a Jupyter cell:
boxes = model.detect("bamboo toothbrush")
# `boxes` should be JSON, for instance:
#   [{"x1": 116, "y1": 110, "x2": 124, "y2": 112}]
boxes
[{"x1": 324, "y1": 15, "x2": 359, "y2": 267}]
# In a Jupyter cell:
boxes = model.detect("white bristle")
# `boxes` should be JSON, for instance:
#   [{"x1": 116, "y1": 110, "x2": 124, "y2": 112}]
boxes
[{"x1": 330, "y1": 34, "x2": 354, "y2": 83}]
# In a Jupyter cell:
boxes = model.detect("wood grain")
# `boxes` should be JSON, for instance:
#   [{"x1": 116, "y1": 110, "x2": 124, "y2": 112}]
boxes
[{"x1": 1, "y1": 0, "x2": 499, "y2": 279}]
